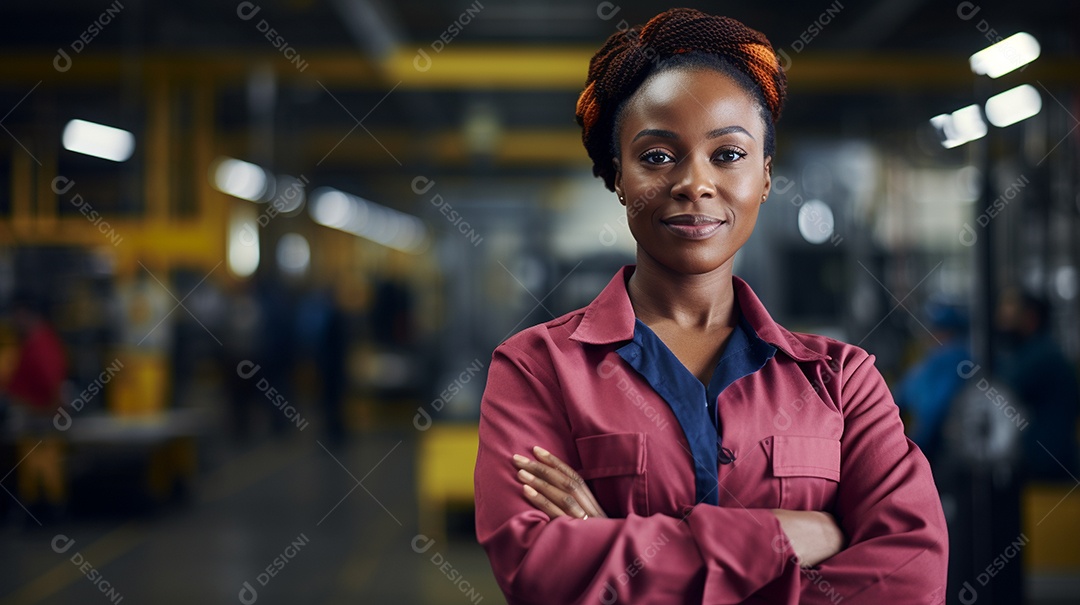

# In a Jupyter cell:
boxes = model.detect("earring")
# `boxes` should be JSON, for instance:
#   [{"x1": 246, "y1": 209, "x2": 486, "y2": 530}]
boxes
[{"x1": 761, "y1": 194, "x2": 767, "y2": 201}]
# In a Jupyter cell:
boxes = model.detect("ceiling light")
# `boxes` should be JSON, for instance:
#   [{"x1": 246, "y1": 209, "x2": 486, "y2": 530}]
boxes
[
  {"x1": 212, "y1": 157, "x2": 270, "y2": 202},
  {"x1": 930, "y1": 104, "x2": 987, "y2": 149},
  {"x1": 985, "y1": 84, "x2": 1042, "y2": 127},
  {"x1": 62, "y1": 119, "x2": 135, "y2": 162},
  {"x1": 310, "y1": 187, "x2": 428, "y2": 253},
  {"x1": 970, "y1": 32, "x2": 1040, "y2": 78}
]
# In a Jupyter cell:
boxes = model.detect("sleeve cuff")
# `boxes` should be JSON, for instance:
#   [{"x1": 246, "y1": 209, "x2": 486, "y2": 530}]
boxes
[{"x1": 686, "y1": 507, "x2": 796, "y2": 602}]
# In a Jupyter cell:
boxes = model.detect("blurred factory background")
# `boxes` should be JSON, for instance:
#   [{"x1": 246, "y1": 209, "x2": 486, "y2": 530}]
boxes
[{"x1": 0, "y1": 0, "x2": 1078, "y2": 603}]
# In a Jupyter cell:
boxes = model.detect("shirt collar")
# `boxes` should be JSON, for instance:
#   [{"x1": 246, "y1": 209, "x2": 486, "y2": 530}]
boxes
[{"x1": 570, "y1": 265, "x2": 829, "y2": 363}]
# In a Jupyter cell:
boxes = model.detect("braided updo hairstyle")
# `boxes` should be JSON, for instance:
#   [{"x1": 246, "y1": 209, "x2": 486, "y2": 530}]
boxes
[{"x1": 575, "y1": 8, "x2": 787, "y2": 191}]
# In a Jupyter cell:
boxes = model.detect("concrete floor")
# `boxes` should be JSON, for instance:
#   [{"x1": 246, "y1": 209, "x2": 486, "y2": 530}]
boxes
[
  {"x1": 2, "y1": 425, "x2": 1076, "y2": 604},
  {"x1": 0, "y1": 430, "x2": 503, "y2": 605}
]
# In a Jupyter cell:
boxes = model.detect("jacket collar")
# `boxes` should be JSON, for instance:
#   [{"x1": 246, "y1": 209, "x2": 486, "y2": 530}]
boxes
[{"x1": 570, "y1": 265, "x2": 829, "y2": 363}]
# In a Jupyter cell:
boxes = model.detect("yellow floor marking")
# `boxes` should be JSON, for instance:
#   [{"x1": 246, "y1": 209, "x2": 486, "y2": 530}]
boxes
[
  {"x1": 1, "y1": 438, "x2": 306, "y2": 604},
  {"x1": 322, "y1": 516, "x2": 405, "y2": 603},
  {"x1": 0, "y1": 521, "x2": 144, "y2": 605}
]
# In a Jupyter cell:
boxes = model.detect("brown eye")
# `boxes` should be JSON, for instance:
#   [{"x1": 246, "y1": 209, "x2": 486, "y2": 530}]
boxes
[
  {"x1": 715, "y1": 149, "x2": 746, "y2": 163},
  {"x1": 640, "y1": 149, "x2": 674, "y2": 165}
]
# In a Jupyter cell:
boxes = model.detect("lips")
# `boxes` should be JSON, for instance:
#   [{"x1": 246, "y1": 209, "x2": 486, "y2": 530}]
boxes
[{"x1": 661, "y1": 214, "x2": 727, "y2": 239}]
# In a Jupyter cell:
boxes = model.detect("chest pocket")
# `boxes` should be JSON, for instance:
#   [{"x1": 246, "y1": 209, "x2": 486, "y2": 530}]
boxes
[
  {"x1": 769, "y1": 435, "x2": 841, "y2": 511},
  {"x1": 576, "y1": 432, "x2": 648, "y2": 517}
]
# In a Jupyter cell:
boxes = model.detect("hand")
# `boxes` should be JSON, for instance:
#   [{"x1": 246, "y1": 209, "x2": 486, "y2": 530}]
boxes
[
  {"x1": 512, "y1": 446, "x2": 608, "y2": 521},
  {"x1": 771, "y1": 509, "x2": 845, "y2": 568}
]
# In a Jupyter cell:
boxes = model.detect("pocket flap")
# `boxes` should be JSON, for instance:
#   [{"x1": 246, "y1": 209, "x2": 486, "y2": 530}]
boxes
[
  {"x1": 771, "y1": 435, "x2": 840, "y2": 481},
  {"x1": 575, "y1": 433, "x2": 646, "y2": 479}
]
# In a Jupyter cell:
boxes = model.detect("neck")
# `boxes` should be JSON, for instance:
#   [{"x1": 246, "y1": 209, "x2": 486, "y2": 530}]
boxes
[{"x1": 627, "y1": 249, "x2": 737, "y2": 330}]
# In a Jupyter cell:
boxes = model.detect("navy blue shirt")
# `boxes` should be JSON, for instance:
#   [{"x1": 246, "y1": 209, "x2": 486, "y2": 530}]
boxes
[{"x1": 616, "y1": 313, "x2": 776, "y2": 505}]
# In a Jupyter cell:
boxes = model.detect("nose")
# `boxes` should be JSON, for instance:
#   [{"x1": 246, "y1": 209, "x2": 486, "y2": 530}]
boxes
[{"x1": 669, "y1": 154, "x2": 717, "y2": 202}]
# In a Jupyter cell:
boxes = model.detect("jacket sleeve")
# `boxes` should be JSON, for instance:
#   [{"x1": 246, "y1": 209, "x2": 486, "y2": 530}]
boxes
[
  {"x1": 799, "y1": 351, "x2": 948, "y2": 604},
  {"x1": 475, "y1": 342, "x2": 798, "y2": 605}
]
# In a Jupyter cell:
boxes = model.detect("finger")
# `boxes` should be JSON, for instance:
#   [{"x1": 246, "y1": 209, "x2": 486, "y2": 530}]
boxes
[
  {"x1": 512, "y1": 451, "x2": 607, "y2": 519},
  {"x1": 513, "y1": 454, "x2": 574, "y2": 491},
  {"x1": 522, "y1": 484, "x2": 568, "y2": 520},
  {"x1": 517, "y1": 468, "x2": 588, "y2": 519},
  {"x1": 533, "y1": 446, "x2": 607, "y2": 519},
  {"x1": 516, "y1": 457, "x2": 592, "y2": 518},
  {"x1": 532, "y1": 446, "x2": 582, "y2": 482},
  {"x1": 513, "y1": 455, "x2": 589, "y2": 517},
  {"x1": 527, "y1": 448, "x2": 588, "y2": 497}
]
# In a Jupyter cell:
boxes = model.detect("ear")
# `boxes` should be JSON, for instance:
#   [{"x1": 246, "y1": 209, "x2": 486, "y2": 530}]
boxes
[
  {"x1": 761, "y1": 156, "x2": 773, "y2": 203},
  {"x1": 612, "y1": 158, "x2": 626, "y2": 206}
]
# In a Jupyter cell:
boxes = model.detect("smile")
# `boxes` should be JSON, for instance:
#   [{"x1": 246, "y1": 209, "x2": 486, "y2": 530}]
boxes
[{"x1": 660, "y1": 214, "x2": 727, "y2": 240}]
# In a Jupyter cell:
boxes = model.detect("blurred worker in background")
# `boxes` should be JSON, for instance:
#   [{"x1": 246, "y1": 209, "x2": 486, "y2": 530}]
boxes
[
  {"x1": 5, "y1": 296, "x2": 67, "y2": 412},
  {"x1": 2, "y1": 295, "x2": 69, "y2": 521},
  {"x1": 997, "y1": 287, "x2": 1080, "y2": 481},
  {"x1": 225, "y1": 280, "x2": 263, "y2": 441},
  {"x1": 297, "y1": 285, "x2": 348, "y2": 446},
  {"x1": 895, "y1": 300, "x2": 970, "y2": 464}
]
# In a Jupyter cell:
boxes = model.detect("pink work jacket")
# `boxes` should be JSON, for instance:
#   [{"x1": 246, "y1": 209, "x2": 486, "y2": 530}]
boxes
[{"x1": 475, "y1": 266, "x2": 948, "y2": 604}]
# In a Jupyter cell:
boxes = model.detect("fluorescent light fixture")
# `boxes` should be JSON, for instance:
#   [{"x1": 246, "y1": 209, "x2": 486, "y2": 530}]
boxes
[
  {"x1": 310, "y1": 188, "x2": 354, "y2": 228},
  {"x1": 930, "y1": 104, "x2": 987, "y2": 149},
  {"x1": 970, "y1": 32, "x2": 1040, "y2": 78},
  {"x1": 61, "y1": 119, "x2": 135, "y2": 162},
  {"x1": 797, "y1": 199, "x2": 835, "y2": 244},
  {"x1": 227, "y1": 206, "x2": 260, "y2": 278},
  {"x1": 272, "y1": 175, "x2": 306, "y2": 214},
  {"x1": 309, "y1": 187, "x2": 428, "y2": 253},
  {"x1": 985, "y1": 84, "x2": 1042, "y2": 127},
  {"x1": 212, "y1": 157, "x2": 270, "y2": 202},
  {"x1": 277, "y1": 233, "x2": 311, "y2": 275}
]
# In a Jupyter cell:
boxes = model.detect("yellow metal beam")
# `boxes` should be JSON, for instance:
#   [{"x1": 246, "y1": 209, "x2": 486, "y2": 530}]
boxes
[
  {"x1": 291, "y1": 128, "x2": 587, "y2": 167},
  {"x1": 384, "y1": 47, "x2": 590, "y2": 89},
  {"x1": 145, "y1": 76, "x2": 171, "y2": 222},
  {"x1": 1, "y1": 49, "x2": 1077, "y2": 90},
  {"x1": 0, "y1": 219, "x2": 219, "y2": 263}
]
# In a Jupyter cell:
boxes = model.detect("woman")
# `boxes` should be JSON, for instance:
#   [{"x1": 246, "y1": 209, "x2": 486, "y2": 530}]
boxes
[{"x1": 474, "y1": 8, "x2": 948, "y2": 604}]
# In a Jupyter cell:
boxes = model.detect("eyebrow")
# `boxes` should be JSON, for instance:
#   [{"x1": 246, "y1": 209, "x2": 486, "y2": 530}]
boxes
[{"x1": 632, "y1": 125, "x2": 755, "y2": 142}]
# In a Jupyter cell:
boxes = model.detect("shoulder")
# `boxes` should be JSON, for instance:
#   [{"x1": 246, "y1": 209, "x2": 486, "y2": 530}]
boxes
[
  {"x1": 493, "y1": 307, "x2": 588, "y2": 368},
  {"x1": 779, "y1": 329, "x2": 887, "y2": 400},
  {"x1": 786, "y1": 328, "x2": 872, "y2": 370}
]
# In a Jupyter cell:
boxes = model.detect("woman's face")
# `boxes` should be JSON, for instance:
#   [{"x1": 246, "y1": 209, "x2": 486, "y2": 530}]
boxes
[{"x1": 613, "y1": 67, "x2": 772, "y2": 276}]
